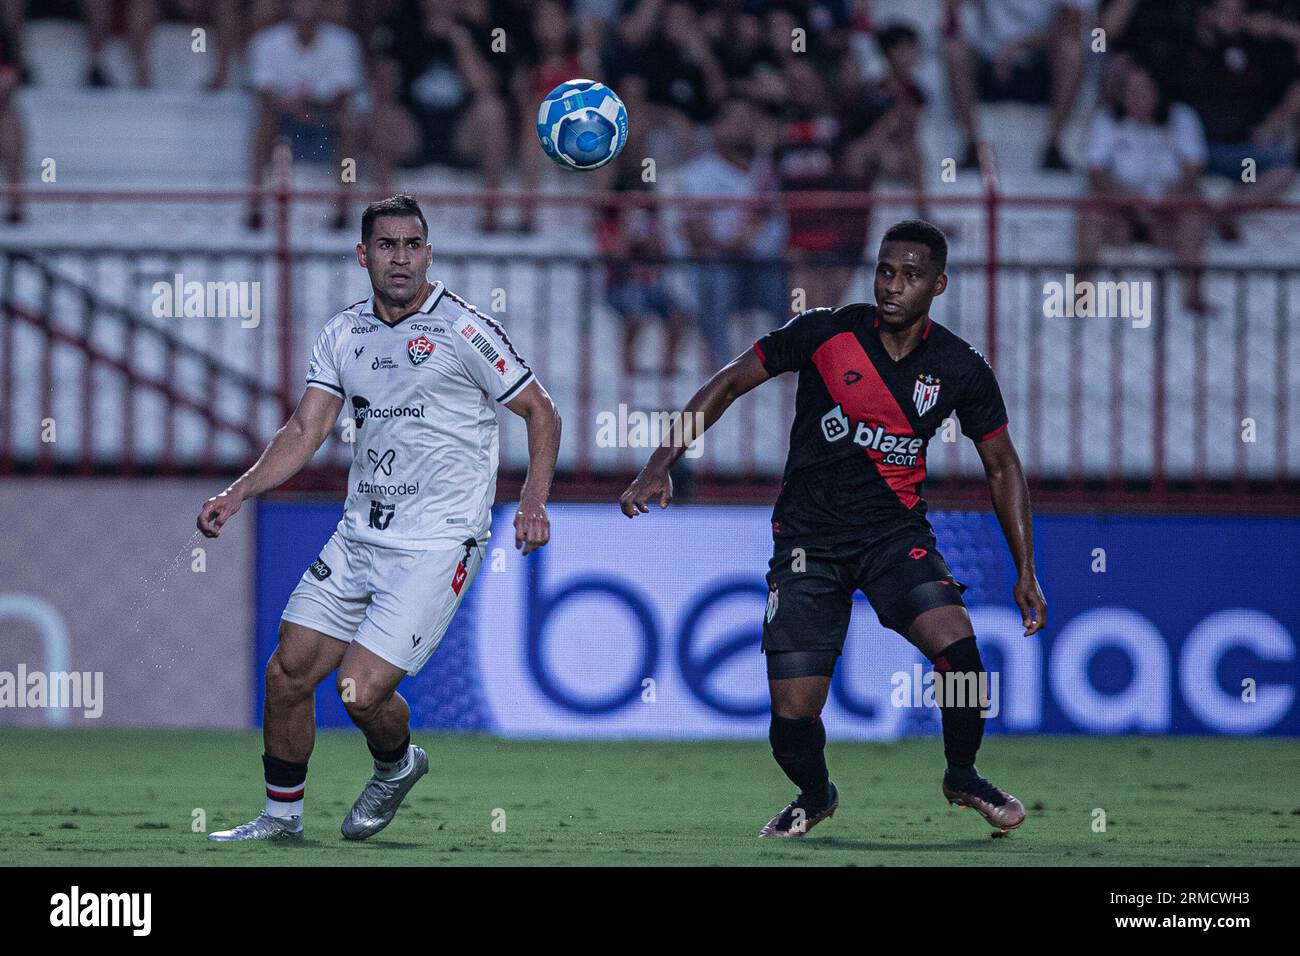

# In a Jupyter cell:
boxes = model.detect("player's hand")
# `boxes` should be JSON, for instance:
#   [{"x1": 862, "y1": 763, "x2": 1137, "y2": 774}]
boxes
[
  {"x1": 514, "y1": 498, "x2": 550, "y2": 555},
  {"x1": 619, "y1": 465, "x2": 673, "y2": 517},
  {"x1": 1014, "y1": 571, "x2": 1047, "y2": 637},
  {"x1": 197, "y1": 489, "x2": 242, "y2": 538}
]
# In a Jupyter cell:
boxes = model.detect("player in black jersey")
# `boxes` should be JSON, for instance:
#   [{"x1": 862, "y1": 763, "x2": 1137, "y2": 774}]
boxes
[{"x1": 620, "y1": 220, "x2": 1046, "y2": 837}]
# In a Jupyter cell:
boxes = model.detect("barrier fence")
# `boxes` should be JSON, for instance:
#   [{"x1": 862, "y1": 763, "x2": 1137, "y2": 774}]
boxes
[{"x1": 1, "y1": 177, "x2": 1297, "y2": 510}]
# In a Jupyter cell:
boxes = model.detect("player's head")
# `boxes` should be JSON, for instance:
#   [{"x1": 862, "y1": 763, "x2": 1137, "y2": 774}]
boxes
[
  {"x1": 1116, "y1": 64, "x2": 1169, "y2": 126},
  {"x1": 291, "y1": 0, "x2": 324, "y2": 34},
  {"x1": 357, "y1": 194, "x2": 431, "y2": 307},
  {"x1": 713, "y1": 98, "x2": 759, "y2": 159},
  {"x1": 876, "y1": 23, "x2": 919, "y2": 72},
  {"x1": 875, "y1": 220, "x2": 947, "y2": 328}
]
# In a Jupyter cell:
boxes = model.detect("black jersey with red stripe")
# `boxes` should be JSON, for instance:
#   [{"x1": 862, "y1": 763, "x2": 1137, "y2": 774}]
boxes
[{"x1": 753, "y1": 303, "x2": 1008, "y2": 552}]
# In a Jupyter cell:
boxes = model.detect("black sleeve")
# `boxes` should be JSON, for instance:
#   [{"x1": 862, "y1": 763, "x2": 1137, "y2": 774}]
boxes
[
  {"x1": 752, "y1": 308, "x2": 837, "y2": 375},
  {"x1": 956, "y1": 345, "x2": 1009, "y2": 442}
]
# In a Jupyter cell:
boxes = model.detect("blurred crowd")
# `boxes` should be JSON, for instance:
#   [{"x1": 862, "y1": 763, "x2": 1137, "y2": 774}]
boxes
[{"x1": 0, "y1": 0, "x2": 1297, "y2": 353}]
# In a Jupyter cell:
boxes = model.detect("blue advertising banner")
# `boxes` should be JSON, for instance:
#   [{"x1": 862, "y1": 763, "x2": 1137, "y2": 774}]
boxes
[{"x1": 255, "y1": 502, "x2": 1299, "y2": 737}]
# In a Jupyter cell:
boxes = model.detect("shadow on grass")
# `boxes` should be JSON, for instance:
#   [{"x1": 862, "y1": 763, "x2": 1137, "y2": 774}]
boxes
[{"x1": 804, "y1": 837, "x2": 1011, "y2": 853}]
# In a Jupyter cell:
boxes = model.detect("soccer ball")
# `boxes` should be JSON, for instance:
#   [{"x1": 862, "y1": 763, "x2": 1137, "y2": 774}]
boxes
[{"x1": 536, "y1": 79, "x2": 629, "y2": 171}]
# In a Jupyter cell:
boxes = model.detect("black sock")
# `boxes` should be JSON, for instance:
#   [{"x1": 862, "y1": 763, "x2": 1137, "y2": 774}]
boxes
[
  {"x1": 262, "y1": 753, "x2": 308, "y2": 811},
  {"x1": 930, "y1": 635, "x2": 986, "y2": 776},
  {"x1": 367, "y1": 734, "x2": 410, "y2": 766},
  {"x1": 769, "y1": 713, "x2": 830, "y2": 804}
]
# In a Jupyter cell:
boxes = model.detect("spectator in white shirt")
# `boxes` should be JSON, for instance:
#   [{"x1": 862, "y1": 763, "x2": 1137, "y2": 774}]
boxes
[
  {"x1": 1076, "y1": 63, "x2": 1212, "y2": 313},
  {"x1": 245, "y1": 0, "x2": 364, "y2": 230}
]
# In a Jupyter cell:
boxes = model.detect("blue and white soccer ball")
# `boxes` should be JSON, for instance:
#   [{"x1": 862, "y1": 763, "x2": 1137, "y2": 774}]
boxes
[{"x1": 536, "y1": 79, "x2": 629, "y2": 171}]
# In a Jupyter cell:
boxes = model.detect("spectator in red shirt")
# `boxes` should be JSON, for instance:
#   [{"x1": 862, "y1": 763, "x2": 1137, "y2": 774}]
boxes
[{"x1": 776, "y1": 57, "x2": 871, "y2": 311}]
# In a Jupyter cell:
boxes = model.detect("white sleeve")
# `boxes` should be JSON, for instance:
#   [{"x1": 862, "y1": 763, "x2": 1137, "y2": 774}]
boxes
[
  {"x1": 317, "y1": 28, "x2": 365, "y2": 100},
  {"x1": 451, "y1": 312, "x2": 534, "y2": 404},
  {"x1": 248, "y1": 29, "x2": 280, "y2": 94},
  {"x1": 1085, "y1": 110, "x2": 1116, "y2": 171},
  {"x1": 305, "y1": 325, "x2": 344, "y2": 397},
  {"x1": 1169, "y1": 103, "x2": 1207, "y2": 167}
]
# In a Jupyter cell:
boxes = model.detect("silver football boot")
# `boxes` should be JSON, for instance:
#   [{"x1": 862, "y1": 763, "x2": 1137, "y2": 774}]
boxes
[
  {"x1": 341, "y1": 745, "x2": 429, "y2": 841},
  {"x1": 208, "y1": 812, "x2": 304, "y2": 842}
]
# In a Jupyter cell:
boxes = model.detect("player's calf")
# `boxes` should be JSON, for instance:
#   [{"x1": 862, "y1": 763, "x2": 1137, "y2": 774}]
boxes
[
  {"x1": 760, "y1": 654, "x2": 839, "y2": 838},
  {"x1": 761, "y1": 707, "x2": 837, "y2": 839},
  {"x1": 926, "y1": 634, "x2": 1026, "y2": 831}
]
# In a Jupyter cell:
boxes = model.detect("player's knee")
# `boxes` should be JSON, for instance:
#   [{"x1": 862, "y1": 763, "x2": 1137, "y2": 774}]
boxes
[
  {"x1": 771, "y1": 695, "x2": 821, "y2": 721},
  {"x1": 769, "y1": 683, "x2": 828, "y2": 721},
  {"x1": 931, "y1": 634, "x2": 983, "y2": 674},
  {"x1": 896, "y1": 580, "x2": 969, "y2": 637},
  {"x1": 337, "y1": 675, "x2": 387, "y2": 724},
  {"x1": 264, "y1": 652, "x2": 314, "y2": 704}
]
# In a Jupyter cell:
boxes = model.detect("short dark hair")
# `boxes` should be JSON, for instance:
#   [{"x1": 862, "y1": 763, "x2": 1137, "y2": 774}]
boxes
[
  {"x1": 1112, "y1": 64, "x2": 1172, "y2": 126},
  {"x1": 877, "y1": 22, "x2": 919, "y2": 52},
  {"x1": 880, "y1": 219, "x2": 948, "y2": 273},
  {"x1": 361, "y1": 194, "x2": 428, "y2": 244}
]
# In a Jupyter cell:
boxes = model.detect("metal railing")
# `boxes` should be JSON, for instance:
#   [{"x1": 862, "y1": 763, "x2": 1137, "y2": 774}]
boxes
[{"x1": 0, "y1": 171, "x2": 1297, "y2": 511}]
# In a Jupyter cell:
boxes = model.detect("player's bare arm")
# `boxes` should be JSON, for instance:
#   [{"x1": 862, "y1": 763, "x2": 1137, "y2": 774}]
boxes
[
  {"x1": 619, "y1": 348, "x2": 770, "y2": 516},
  {"x1": 197, "y1": 386, "x2": 343, "y2": 537},
  {"x1": 975, "y1": 429, "x2": 1047, "y2": 637},
  {"x1": 505, "y1": 379, "x2": 561, "y2": 554}
]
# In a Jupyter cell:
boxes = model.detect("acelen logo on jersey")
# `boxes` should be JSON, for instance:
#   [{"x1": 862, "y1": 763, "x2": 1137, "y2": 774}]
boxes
[{"x1": 820, "y1": 404, "x2": 923, "y2": 465}]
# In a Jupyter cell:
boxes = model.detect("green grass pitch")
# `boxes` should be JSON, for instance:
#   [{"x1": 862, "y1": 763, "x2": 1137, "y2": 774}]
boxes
[{"x1": 2, "y1": 730, "x2": 1297, "y2": 866}]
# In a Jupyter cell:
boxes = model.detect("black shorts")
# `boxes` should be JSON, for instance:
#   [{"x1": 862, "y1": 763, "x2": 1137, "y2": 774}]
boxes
[
  {"x1": 762, "y1": 530, "x2": 968, "y2": 655},
  {"x1": 976, "y1": 49, "x2": 1052, "y2": 105}
]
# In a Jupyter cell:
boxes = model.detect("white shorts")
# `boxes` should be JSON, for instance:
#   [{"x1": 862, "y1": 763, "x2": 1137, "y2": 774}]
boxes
[{"x1": 282, "y1": 531, "x2": 487, "y2": 675}]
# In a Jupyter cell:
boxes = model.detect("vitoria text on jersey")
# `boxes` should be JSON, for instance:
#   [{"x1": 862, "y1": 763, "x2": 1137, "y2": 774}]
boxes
[
  {"x1": 753, "y1": 304, "x2": 1008, "y2": 549},
  {"x1": 305, "y1": 281, "x2": 532, "y2": 549}
]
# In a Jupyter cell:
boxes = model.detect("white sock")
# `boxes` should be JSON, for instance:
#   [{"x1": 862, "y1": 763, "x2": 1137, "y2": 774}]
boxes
[
  {"x1": 374, "y1": 745, "x2": 413, "y2": 781},
  {"x1": 264, "y1": 780, "x2": 304, "y2": 820},
  {"x1": 265, "y1": 797, "x2": 303, "y2": 820}
]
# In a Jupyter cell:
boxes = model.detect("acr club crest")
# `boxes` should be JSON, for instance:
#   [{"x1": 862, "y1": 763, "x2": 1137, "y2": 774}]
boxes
[
  {"x1": 407, "y1": 335, "x2": 435, "y2": 367},
  {"x1": 913, "y1": 373, "x2": 941, "y2": 416}
]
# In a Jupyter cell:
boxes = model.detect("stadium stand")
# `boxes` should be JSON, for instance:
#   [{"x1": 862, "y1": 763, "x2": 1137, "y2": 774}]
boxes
[{"x1": 1, "y1": 0, "x2": 1298, "y2": 501}]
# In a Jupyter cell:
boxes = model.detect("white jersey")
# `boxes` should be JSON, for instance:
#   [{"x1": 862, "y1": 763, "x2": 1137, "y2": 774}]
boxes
[{"x1": 304, "y1": 281, "x2": 533, "y2": 550}]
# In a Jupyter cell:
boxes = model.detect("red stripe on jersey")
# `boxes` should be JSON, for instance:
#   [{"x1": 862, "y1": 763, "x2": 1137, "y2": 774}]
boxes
[
  {"x1": 980, "y1": 421, "x2": 1008, "y2": 442},
  {"x1": 752, "y1": 340, "x2": 766, "y2": 364},
  {"x1": 811, "y1": 331, "x2": 925, "y2": 509}
]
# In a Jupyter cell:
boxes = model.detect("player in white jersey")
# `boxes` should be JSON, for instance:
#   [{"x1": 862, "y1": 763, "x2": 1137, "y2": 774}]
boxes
[{"x1": 196, "y1": 195, "x2": 561, "y2": 843}]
